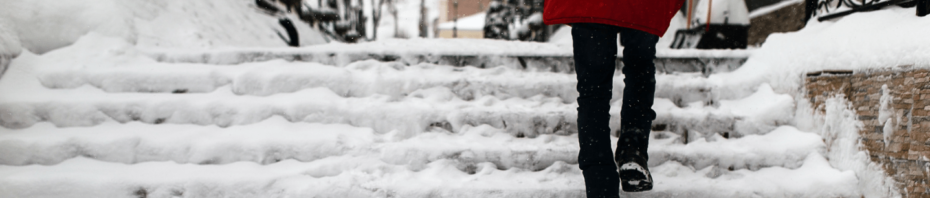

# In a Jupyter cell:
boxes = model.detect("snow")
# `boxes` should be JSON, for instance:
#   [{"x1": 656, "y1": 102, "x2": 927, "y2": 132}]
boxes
[
  {"x1": 706, "y1": 10, "x2": 930, "y2": 196},
  {"x1": 717, "y1": 83, "x2": 795, "y2": 135},
  {"x1": 698, "y1": 6, "x2": 930, "y2": 104},
  {"x1": 2, "y1": 2, "x2": 928, "y2": 197},
  {"x1": 438, "y1": 13, "x2": 485, "y2": 31},
  {"x1": 0, "y1": 36, "x2": 768, "y2": 142},
  {"x1": 0, "y1": 117, "x2": 377, "y2": 165},
  {"x1": 691, "y1": 0, "x2": 751, "y2": 25},
  {"x1": 0, "y1": 22, "x2": 21, "y2": 56},
  {"x1": 797, "y1": 95, "x2": 901, "y2": 197},
  {"x1": 0, "y1": 0, "x2": 326, "y2": 54},
  {"x1": 0, "y1": 21, "x2": 18, "y2": 79},
  {"x1": 877, "y1": 84, "x2": 898, "y2": 148},
  {"x1": 0, "y1": 150, "x2": 858, "y2": 197},
  {"x1": 0, "y1": 31, "x2": 857, "y2": 197},
  {"x1": 648, "y1": 126, "x2": 825, "y2": 170}
]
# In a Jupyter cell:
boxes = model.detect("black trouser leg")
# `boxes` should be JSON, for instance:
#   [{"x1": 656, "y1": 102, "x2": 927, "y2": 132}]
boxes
[
  {"x1": 615, "y1": 28, "x2": 658, "y2": 166},
  {"x1": 572, "y1": 23, "x2": 620, "y2": 198}
]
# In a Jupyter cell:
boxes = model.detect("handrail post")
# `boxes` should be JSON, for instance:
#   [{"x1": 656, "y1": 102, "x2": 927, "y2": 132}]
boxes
[
  {"x1": 919, "y1": 0, "x2": 929, "y2": 17},
  {"x1": 805, "y1": 0, "x2": 817, "y2": 22}
]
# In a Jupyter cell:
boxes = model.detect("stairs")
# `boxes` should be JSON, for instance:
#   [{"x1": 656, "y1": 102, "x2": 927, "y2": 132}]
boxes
[{"x1": 0, "y1": 38, "x2": 859, "y2": 197}]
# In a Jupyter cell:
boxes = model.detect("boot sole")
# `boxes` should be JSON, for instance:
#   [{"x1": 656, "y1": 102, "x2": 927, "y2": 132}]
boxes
[{"x1": 619, "y1": 169, "x2": 653, "y2": 192}]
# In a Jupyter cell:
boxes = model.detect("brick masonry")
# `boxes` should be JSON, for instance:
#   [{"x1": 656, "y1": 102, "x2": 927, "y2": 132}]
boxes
[{"x1": 806, "y1": 68, "x2": 930, "y2": 198}]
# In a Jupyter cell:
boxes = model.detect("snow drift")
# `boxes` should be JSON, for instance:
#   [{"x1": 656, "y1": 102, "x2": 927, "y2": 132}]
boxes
[{"x1": 0, "y1": 0, "x2": 326, "y2": 54}]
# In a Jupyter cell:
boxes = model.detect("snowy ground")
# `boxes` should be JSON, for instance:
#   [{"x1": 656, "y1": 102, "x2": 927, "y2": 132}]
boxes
[{"x1": 2, "y1": 2, "x2": 929, "y2": 198}]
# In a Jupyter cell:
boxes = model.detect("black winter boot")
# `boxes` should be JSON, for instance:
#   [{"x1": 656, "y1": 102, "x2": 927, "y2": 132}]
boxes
[{"x1": 615, "y1": 128, "x2": 652, "y2": 192}]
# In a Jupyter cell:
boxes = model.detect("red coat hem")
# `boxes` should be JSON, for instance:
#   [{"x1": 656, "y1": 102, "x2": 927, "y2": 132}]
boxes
[{"x1": 544, "y1": 17, "x2": 666, "y2": 37}]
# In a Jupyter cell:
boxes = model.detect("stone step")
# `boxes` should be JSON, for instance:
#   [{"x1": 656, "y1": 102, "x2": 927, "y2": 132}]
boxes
[
  {"x1": 0, "y1": 117, "x2": 822, "y2": 172},
  {"x1": 36, "y1": 59, "x2": 726, "y2": 105},
  {"x1": 142, "y1": 40, "x2": 751, "y2": 76},
  {"x1": 0, "y1": 153, "x2": 858, "y2": 198},
  {"x1": 0, "y1": 84, "x2": 790, "y2": 138}
]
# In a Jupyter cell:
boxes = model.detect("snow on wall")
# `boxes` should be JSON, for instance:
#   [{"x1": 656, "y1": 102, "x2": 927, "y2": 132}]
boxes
[
  {"x1": 727, "y1": 8, "x2": 927, "y2": 196},
  {"x1": 0, "y1": 0, "x2": 326, "y2": 54},
  {"x1": 703, "y1": 7, "x2": 930, "y2": 105},
  {"x1": 878, "y1": 84, "x2": 895, "y2": 147},
  {"x1": 797, "y1": 95, "x2": 901, "y2": 198}
]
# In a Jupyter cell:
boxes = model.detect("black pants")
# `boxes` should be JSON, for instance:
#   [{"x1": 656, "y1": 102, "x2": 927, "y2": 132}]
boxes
[{"x1": 572, "y1": 23, "x2": 658, "y2": 197}]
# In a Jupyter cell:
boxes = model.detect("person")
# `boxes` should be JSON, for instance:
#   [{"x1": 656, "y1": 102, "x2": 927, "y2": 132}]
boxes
[{"x1": 543, "y1": 0, "x2": 685, "y2": 196}]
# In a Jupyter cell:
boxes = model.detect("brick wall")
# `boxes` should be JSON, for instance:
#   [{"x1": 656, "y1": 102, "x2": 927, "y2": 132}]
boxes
[
  {"x1": 439, "y1": 0, "x2": 492, "y2": 23},
  {"x1": 806, "y1": 68, "x2": 930, "y2": 198}
]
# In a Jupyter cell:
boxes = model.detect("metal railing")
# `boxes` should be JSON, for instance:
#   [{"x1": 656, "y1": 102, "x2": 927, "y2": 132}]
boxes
[{"x1": 806, "y1": 0, "x2": 929, "y2": 21}]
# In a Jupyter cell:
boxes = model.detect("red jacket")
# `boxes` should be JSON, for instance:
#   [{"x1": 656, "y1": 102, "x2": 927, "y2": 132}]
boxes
[{"x1": 544, "y1": 0, "x2": 686, "y2": 36}]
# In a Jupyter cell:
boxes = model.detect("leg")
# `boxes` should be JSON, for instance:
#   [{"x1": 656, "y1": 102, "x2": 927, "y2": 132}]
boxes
[
  {"x1": 572, "y1": 23, "x2": 620, "y2": 198},
  {"x1": 616, "y1": 27, "x2": 659, "y2": 192}
]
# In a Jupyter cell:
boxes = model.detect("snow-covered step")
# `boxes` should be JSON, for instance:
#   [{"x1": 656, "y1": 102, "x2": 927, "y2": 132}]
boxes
[
  {"x1": 0, "y1": 153, "x2": 857, "y2": 198},
  {"x1": 0, "y1": 118, "x2": 377, "y2": 166},
  {"x1": 36, "y1": 59, "x2": 724, "y2": 105},
  {"x1": 141, "y1": 40, "x2": 751, "y2": 75},
  {"x1": 647, "y1": 126, "x2": 824, "y2": 170},
  {"x1": 0, "y1": 84, "x2": 790, "y2": 138},
  {"x1": 0, "y1": 117, "x2": 822, "y2": 172},
  {"x1": 0, "y1": 120, "x2": 578, "y2": 171},
  {"x1": 652, "y1": 83, "x2": 795, "y2": 138}
]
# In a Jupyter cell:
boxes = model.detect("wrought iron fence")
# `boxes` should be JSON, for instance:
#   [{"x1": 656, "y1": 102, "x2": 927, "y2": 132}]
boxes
[{"x1": 806, "y1": 0, "x2": 929, "y2": 21}]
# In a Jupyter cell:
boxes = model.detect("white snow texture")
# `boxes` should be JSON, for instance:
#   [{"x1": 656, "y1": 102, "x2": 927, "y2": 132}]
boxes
[{"x1": 1, "y1": 2, "x2": 928, "y2": 198}]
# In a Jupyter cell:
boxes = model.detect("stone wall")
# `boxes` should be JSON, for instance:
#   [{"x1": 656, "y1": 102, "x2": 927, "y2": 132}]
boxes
[
  {"x1": 748, "y1": 2, "x2": 806, "y2": 46},
  {"x1": 806, "y1": 68, "x2": 930, "y2": 198}
]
